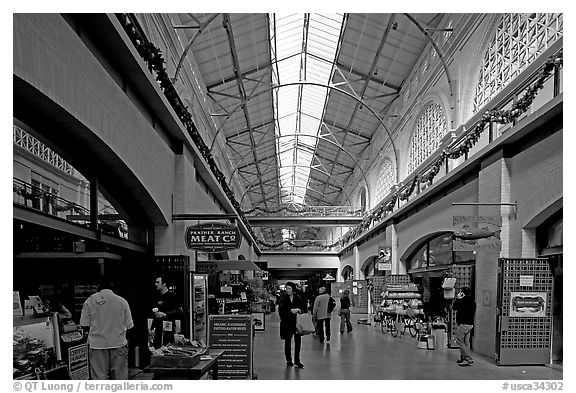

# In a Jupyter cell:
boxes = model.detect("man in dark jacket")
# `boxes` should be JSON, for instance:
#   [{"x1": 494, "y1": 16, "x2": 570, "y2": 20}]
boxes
[
  {"x1": 452, "y1": 286, "x2": 476, "y2": 366},
  {"x1": 278, "y1": 282, "x2": 306, "y2": 368},
  {"x1": 151, "y1": 276, "x2": 183, "y2": 349}
]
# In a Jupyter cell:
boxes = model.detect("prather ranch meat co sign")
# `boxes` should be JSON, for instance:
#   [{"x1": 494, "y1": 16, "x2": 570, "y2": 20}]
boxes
[{"x1": 185, "y1": 223, "x2": 241, "y2": 253}]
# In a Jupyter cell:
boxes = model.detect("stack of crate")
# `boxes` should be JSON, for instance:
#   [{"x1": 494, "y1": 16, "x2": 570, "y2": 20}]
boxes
[{"x1": 371, "y1": 276, "x2": 387, "y2": 305}]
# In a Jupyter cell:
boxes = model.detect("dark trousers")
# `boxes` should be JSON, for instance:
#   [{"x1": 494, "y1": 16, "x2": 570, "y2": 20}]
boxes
[
  {"x1": 153, "y1": 328, "x2": 174, "y2": 349},
  {"x1": 339, "y1": 309, "x2": 353, "y2": 333},
  {"x1": 317, "y1": 318, "x2": 331, "y2": 341},
  {"x1": 284, "y1": 334, "x2": 301, "y2": 363}
]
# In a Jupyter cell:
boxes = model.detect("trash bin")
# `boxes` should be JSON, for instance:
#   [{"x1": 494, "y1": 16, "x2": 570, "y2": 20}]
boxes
[{"x1": 432, "y1": 329, "x2": 447, "y2": 349}]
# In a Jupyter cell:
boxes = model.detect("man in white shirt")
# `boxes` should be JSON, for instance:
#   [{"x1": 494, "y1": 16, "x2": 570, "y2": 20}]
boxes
[{"x1": 80, "y1": 280, "x2": 134, "y2": 380}]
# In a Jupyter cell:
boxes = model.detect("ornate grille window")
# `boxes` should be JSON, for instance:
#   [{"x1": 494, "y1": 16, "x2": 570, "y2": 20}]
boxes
[
  {"x1": 13, "y1": 126, "x2": 75, "y2": 175},
  {"x1": 376, "y1": 158, "x2": 395, "y2": 201},
  {"x1": 421, "y1": 59, "x2": 428, "y2": 75},
  {"x1": 473, "y1": 13, "x2": 563, "y2": 112},
  {"x1": 407, "y1": 102, "x2": 447, "y2": 174}
]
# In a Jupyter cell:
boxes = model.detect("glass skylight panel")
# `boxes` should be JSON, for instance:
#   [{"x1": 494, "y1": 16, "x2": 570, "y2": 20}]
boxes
[{"x1": 271, "y1": 13, "x2": 344, "y2": 205}]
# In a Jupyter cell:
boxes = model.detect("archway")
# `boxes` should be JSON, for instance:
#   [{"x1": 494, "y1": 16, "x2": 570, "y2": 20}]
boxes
[{"x1": 341, "y1": 265, "x2": 354, "y2": 281}]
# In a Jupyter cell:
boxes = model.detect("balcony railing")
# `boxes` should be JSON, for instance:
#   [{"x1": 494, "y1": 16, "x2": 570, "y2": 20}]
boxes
[{"x1": 13, "y1": 178, "x2": 129, "y2": 240}]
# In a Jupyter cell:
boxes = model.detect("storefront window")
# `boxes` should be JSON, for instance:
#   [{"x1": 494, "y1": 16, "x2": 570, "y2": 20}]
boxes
[
  {"x1": 409, "y1": 243, "x2": 428, "y2": 270},
  {"x1": 427, "y1": 234, "x2": 453, "y2": 267},
  {"x1": 408, "y1": 233, "x2": 462, "y2": 270}
]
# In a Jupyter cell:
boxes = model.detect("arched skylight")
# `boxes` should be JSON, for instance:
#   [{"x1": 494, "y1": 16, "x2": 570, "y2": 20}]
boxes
[{"x1": 270, "y1": 13, "x2": 344, "y2": 205}]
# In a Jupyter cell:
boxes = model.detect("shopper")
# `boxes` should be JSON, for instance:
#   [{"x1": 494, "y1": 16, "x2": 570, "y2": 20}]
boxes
[
  {"x1": 151, "y1": 276, "x2": 183, "y2": 349},
  {"x1": 80, "y1": 279, "x2": 133, "y2": 380},
  {"x1": 339, "y1": 289, "x2": 353, "y2": 334},
  {"x1": 313, "y1": 286, "x2": 333, "y2": 343},
  {"x1": 452, "y1": 286, "x2": 477, "y2": 366},
  {"x1": 278, "y1": 281, "x2": 305, "y2": 368}
]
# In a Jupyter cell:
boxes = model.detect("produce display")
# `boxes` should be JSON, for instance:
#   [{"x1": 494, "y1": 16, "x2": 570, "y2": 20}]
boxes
[{"x1": 13, "y1": 328, "x2": 56, "y2": 379}]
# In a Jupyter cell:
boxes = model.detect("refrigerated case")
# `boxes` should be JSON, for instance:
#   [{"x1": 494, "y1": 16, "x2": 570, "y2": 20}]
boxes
[
  {"x1": 13, "y1": 313, "x2": 63, "y2": 379},
  {"x1": 190, "y1": 273, "x2": 209, "y2": 345}
]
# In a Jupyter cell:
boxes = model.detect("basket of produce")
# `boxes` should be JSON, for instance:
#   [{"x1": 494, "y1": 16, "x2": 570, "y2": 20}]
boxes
[{"x1": 150, "y1": 341, "x2": 207, "y2": 368}]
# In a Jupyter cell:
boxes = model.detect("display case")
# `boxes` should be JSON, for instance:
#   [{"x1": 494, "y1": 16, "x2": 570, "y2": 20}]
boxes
[
  {"x1": 190, "y1": 273, "x2": 208, "y2": 346},
  {"x1": 13, "y1": 313, "x2": 63, "y2": 379}
]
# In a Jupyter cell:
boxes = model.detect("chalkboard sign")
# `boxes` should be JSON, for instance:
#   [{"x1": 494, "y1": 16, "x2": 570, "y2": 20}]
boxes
[{"x1": 208, "y1": 315, "x2": 253, "y2": 379}]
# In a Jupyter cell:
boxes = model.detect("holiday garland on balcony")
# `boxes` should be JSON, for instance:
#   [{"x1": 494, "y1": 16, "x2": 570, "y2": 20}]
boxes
[
  {"x1": 117, "y1": 14, "x2": 561, "y2": 251},
  {"x1": 244, "y1": 205, "x2": 364, "y2": 216}
]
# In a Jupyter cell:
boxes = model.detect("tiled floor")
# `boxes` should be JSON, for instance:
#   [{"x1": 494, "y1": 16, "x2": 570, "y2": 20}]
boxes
[
  {"x1": 131, "y1": 312, "x2": 562, "y2": 380},
  {"x1": 251, "y1": 312, "x2": 562, "y2": 380}
]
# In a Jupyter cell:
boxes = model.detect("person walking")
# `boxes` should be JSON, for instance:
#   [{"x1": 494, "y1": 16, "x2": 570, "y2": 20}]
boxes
[
  {"x1": 313, "y1": 286, "x2": 333, "y2": 343},
  {"x1": 151, "y1": 276, "x2": 183, "y2": 349},
  {"x1": 80, "y1": 280, "x2": 133, "y2": 380},
  {"x1": 278, "y1": 282, "x2": 305, "y2": 368},
  {"x1": 339, "y1": 289, "x2": 353, "y2": 334},
  {"x1": 452, "y1": 286, "x2": 477, "y2": 366}
]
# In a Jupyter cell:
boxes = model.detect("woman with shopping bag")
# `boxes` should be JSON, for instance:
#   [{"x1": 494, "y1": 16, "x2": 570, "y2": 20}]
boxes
[{"x1": 278, "y1": 282, "x2": 306, "y2": 368}]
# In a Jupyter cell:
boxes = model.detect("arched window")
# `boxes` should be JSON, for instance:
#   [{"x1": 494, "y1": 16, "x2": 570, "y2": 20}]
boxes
[
  {"x1": 376, "y1": 158, "x2": 395, "y2": 202},
  {"x1": 358, "y1": 187, "x2": 366, "y2": 212},
  {"x1": 407, "y1": 102, "x2": 447, "y2": 174},
  {"x1": 473, "y1": 13, "x2": 563, "y2": 112}
]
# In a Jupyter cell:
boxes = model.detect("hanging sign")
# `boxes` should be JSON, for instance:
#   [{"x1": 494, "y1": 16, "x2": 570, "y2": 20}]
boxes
[
  {"x1": 452, "y1": 215, "x2": 502, "y2": 252},
  {"x1": 185, "y1": 223, "x2": 241, "y2": 253},
  {"x1": 377, "y1": 246, "x2": 392, "y2": 271}
]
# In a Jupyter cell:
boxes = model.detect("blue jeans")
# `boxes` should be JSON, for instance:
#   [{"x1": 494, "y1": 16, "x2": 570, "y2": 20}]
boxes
[{"x1": 454, "y1": 324, "x2": 474, "y2": 361}]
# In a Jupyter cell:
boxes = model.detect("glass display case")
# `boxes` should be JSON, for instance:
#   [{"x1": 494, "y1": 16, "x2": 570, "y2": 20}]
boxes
[
  {"x1": 189, "y1": 273, "x2": 208, "y2": 346},
  {"x1": 13, "y1": 313, "x2": 62, "y2": 379}
]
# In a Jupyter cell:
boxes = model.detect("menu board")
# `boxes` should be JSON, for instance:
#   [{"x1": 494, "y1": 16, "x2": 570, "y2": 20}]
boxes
[{"x1": 208, "y1": 315, "x2": 252, "y2": 379}]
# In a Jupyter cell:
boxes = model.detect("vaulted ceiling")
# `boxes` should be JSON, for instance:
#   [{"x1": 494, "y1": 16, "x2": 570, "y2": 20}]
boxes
[{"x1": 161, "y1": 13, "x2": 444, "y2": 246}]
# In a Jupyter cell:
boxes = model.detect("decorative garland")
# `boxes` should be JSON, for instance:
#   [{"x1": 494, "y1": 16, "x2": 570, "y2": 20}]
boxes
[
  {"x1": 116, "y1": 14, "x2": 259, "y2": 240},
  {"x1": 244, "y1": 205, "x2": 364, "y2": 216},
  {"x1": 117, "y1": 14, "x2": 561, "y2": 251},
  {"x1": 336, "y1": 49, "x2": 562, "y2": 251}
]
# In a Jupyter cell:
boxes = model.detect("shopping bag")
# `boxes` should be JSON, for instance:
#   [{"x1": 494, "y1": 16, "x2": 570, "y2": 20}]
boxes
[{"x1": 296, "y1": 313, "x2": 315, "y2": 335}]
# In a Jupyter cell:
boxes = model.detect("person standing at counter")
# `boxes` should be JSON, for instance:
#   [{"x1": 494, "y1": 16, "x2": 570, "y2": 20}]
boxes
[
  {"x1": 279, "y1": 282, "x2": 305, "y2": 368},
  {"x1": 151, "y1": 276, "x2": 182, "y2": 349},
  {"x1": 80, "y1": 279, "x2": 133, "y2": 380}
]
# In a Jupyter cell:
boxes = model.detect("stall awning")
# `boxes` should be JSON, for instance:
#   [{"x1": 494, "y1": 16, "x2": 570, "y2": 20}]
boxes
[{"x1": 196, "y1": 260, "x2": 262, "y2": 271}]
